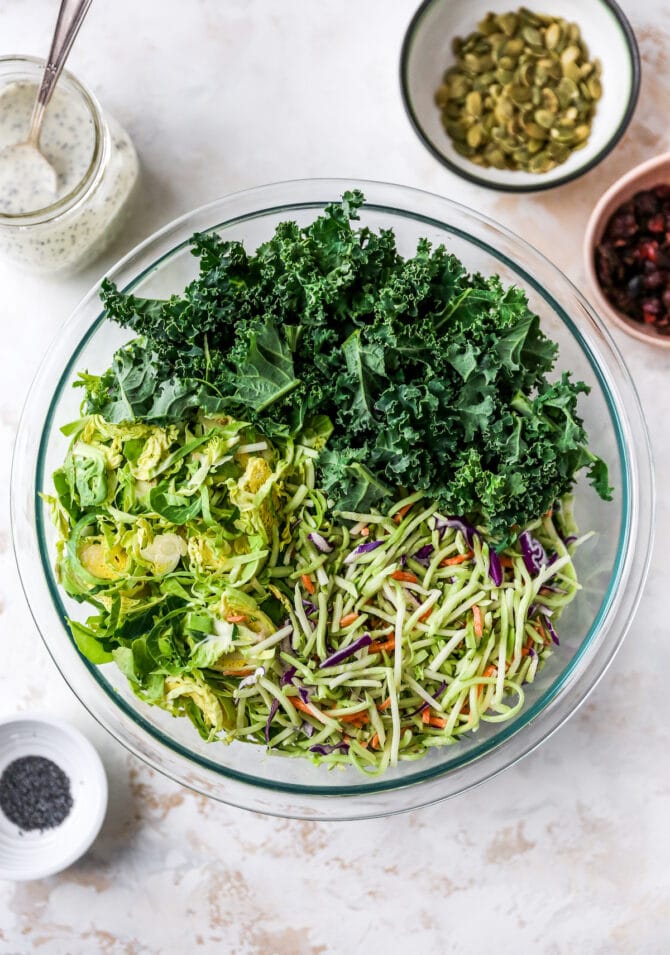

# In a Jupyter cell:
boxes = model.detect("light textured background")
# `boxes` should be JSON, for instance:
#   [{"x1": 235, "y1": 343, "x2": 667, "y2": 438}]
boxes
[{"x1": 0, "y1": 1, "x2": 669, "y2": 952}]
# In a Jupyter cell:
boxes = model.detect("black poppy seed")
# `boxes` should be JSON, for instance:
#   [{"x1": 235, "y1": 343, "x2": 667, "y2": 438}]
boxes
[{"x1": 0, "y1": 755, "x2": 73, "y2": 832}]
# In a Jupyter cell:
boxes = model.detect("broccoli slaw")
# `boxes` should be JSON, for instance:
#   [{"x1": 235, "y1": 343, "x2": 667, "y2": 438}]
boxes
[{"x1": 48, "y1": 411, "x2": 584, "y2": 775}]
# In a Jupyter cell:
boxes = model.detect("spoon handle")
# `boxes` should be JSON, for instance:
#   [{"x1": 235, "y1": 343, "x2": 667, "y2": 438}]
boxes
[{"x1": 28, "y1": 0, "x2": 94, "y2": 148}]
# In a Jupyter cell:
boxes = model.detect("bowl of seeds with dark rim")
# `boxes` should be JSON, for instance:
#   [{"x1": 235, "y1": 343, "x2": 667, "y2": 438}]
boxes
[{"x1": 400, "y1": 0, "x2": 640, "y2": 192}]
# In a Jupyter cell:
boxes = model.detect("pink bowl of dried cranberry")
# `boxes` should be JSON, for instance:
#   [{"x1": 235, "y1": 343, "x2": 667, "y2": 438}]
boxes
[{"x1": 584, "y1": 152, "x2": 670, "y2": 348}]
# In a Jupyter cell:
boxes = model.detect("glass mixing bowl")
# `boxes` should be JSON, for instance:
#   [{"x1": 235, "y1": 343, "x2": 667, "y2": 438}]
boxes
[{"x1": 11, "y1": 180, "x2": 654, "y2": 819}]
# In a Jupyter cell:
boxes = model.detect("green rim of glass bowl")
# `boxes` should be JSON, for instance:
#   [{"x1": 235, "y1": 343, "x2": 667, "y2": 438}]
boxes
[
  {"x1": 399, "y1": 0, "x2": 641, "y2": 193},
  {"x1": 30, "y1": 191, "x2": 634, "y2": 800}
]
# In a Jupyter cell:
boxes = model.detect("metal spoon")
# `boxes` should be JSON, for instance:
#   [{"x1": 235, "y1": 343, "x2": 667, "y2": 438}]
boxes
[{"x1": 0, "y1": 0, "x2": 93, "y2": 213}]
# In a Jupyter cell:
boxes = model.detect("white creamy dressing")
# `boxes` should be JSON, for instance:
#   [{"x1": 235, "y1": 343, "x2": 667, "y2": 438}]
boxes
[
  {"x1": 0, "y1": 74, "x2": 138, "y2": 273},
  {"x1": 0, "y1": 81, "x2": 95, "y2": 215}
]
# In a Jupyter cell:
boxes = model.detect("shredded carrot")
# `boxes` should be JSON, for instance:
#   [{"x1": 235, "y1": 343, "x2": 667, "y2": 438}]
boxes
[
  {"x1": 537, "y1": 620, "x2": 551, "y2": 645},
  {"x1": 377, "y1": 697, "x2": 392, "y2": 712},
  {"x1": 419, "y1": 606, "x2": 434, "y2": 622},
  {"x1": 368, "y1": 638, "x2": 395, "y2": 654},
  {"x1": 478, "y1": 664, "x2": 497, "y2": 698},
  {"x1": 225, "y1": 668, "x2": 254, "y2": 677},
  {"x1": 337, "y1": 711, "x2": 370, "y2": 725},
  {"x1": 391, "y1": 570, "x2": 418, "y2": 583},
  {"x1": 440, "y1": 550, "x2": 474, "y2": 567},
  {"x1": 393, "y1": 503, "x2": 413, "y2": 524},
  {"x1": 360, "y1": 526, "x2": 370, "y2": 537},
  {"x1": 226, "y1": 614, "x2": 247, "y2": 623},
  {"x1": 339, "y1": 612, "x2": 359, "y2": 627},
  {"x1": 499, "y1": 555, "x2": 514, "y2": 569},
  {"x1": 301, "y1": 573, "x2": 315, "y2": 595},
  {"x1": 472, "y1": 604, "x2": 484, "y2": 639},
  {"x1": 370, "y1": 732, "x2": 380, "y2": 749},
  {"x1": 422, "y1": 709, "x2": 447, "y2": 729},
  {"x1": 290, "y1": 696, "x2": 317, "y2": 716},
  {"x1": 358, "y1": 739, "x2": 369, "y2": 749}
]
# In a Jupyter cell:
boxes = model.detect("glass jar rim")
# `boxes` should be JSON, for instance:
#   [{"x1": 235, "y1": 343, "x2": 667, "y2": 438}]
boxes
[{"x1": 0, "y1": 55, "x2": 105, "y2": 225}]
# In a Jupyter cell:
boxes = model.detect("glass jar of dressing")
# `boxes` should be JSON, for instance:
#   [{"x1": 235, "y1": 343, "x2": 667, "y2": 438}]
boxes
[{"x1": 0, "y1": 56, "x2": 139, "y2": 274}]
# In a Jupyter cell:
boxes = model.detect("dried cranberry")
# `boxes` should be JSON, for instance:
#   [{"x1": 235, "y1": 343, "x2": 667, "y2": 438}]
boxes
[
  {"x1": 639, "y1": 240, "x2": 659, "y2": 263},
  {"x1": 643, "y1": 271, "x2": 663, "y2": 290},
  {"x1": 596, "y1": 183, "x2": 670, "y2": 331}
]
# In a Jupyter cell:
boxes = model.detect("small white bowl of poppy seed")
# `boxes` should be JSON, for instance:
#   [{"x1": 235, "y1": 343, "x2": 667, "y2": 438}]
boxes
[{"x1": 0, "y1": 716, "x2": 107, "y2": 881}]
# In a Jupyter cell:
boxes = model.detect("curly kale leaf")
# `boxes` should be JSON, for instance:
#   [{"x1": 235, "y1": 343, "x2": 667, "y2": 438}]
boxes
[{"x1": 89, "y1": 190, "x2": 611, "y2": 540}]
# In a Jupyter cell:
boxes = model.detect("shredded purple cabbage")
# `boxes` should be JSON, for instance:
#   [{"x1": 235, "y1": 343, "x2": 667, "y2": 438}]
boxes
[
  {"x1": 319, "y1": 633, "x2": 372, "y2": 668},
  {"x1": 406, "y1": 681, "x2": 447, "y2": 717},
  {"x1": 280, "y1": 665, "x2": 297, "y2": 687},
  {"x1": 545, "y1": 616, "x2": 560, "y2": 645},
  {"x1": 518, "y1": 530, "x2": 548, "y2": 576},
  {"x1": 488, "y1": 548, "x2": 503, "y2": 586},
  {"x1": 413, "y1": 544, "x2": 434, "y2": 562},
  {"x1": 529, "y1": 604, "x2": 554, "y2": 619},
  {"x1": 343, "y1": 539, "x2": 384, "y2": 564},
  {"x1": 308, "y1": 531, "x2": 333, "y2": 553},
  {"x1": 444, "y1": 517, "x2": 479, "y2": 547},
  {"x1": 297, "y1": 684, "x2": 311, "y2": 704},
  {"x1": 301, "y1": 721, "x2": 316, "y2": 738},
  {"x1": 264, "y1": 698, "x2": 279, "y2": 745},
  {"x1": 309, "y1": 742, "x2": 350, "y2": 756}
]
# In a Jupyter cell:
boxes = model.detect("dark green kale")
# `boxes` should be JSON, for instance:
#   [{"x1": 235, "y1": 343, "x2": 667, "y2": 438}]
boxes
[{"x1": 85, "y1": 191, "x2": 611, "y2": 541}]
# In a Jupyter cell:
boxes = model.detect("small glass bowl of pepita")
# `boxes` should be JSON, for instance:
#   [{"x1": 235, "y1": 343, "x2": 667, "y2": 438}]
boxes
[{"x1": 401, "y1": 0, "x2": 640, "y2": 191}]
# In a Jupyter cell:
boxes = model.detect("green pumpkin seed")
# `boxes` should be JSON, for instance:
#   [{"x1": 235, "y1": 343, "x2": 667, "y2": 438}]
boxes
[
  {"x1": 541, "y1": 87, "x2": 559, "y2": 112},
  {"x1": 527, "y1": 151, "x2": 551, "y2": 173},
  {"x1": 454, "y1": 141, "x2": 475, "y2": 157},
  {"x1": 509, "y1": 83, "x2": 532, "y2": 105},
  {"x1": 496, "y1": 68, "x2": 516, "y2": 85},
  {"x1": 467, "y1": 124, "x2": 485, "y2": 147},
  {"x1": 564, "y1": 62, "x2": 582, "y2": 82},
  {"x1": 518, "y1": 61, "x2": 535, "y2": 85},
  {"x1": 561, "y1": 45, "x2": 580, "y2": 67},
  {"x1": 465, "y1": 90, "x2": 482, "y2": 116},
  {"x1": 550, "y1": 125, "x2": 576, "y2": 143},
  {"x1": 477, "y1": 13, "x2": 498, "y2": 35},
  {"x1": 521, "y1": 25, "x2": 543, "y2": 46},
  {"x1": 534, "y1": 109, "x2": 555, "y2": 129},
  {"x1": 587, "y1": 76, "x2": 602, "y2": 100},
  {"x1": 504, "y1": 38, "x2": 525, "y2": 56},
  {"x1": 434, "y1": 9, "x2": 600, "y2": 175},
  {"x1": 498, "y1": 12, "x2": 518, "y2": 36},
  {"x1": 544, "y1": 22, "x2": 561, "y2": 50},
  {"x1": 495, "y1": 95, "x2": 515, "y2": 120},
  {"x1": 498, "y1": 55, "x2": 517, "y2": 71}
]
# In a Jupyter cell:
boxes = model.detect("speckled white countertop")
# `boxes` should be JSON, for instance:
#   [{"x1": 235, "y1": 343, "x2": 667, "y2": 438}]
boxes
[{"x1": 1, "y1": 1, "x2": 669, "y2": 952}]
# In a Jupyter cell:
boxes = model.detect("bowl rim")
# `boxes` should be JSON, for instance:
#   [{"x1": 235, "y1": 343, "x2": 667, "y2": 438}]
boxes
[
  {"x1": 583, "y1": 151, "x2": 670, "y2": 347},
  {"x1": 0, "y1": 715, "x2": 108, "y2": 880},
  {"x1": 399, "y1": 0, "x2": 641, "y2": 193},
  {"x1": 11, "y1": 178, "x2": 655, "y2": 818}
]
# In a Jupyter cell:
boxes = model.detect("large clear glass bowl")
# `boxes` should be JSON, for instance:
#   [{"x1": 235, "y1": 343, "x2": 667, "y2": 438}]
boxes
[{"x1": 11, "y1": 180, "x2": 654, "y2": 819}]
